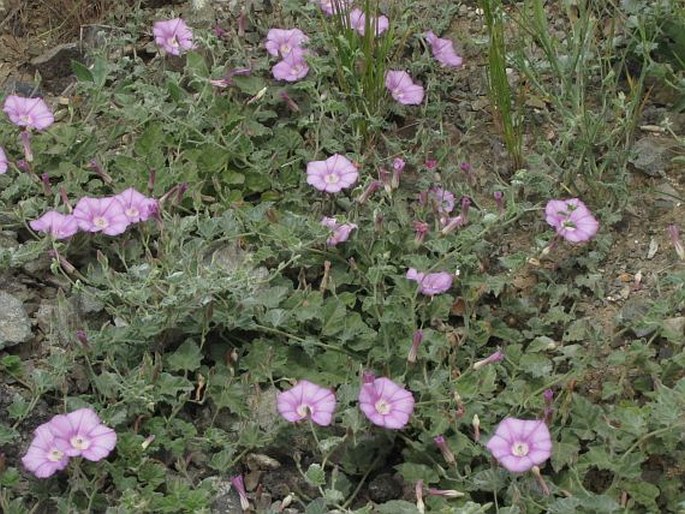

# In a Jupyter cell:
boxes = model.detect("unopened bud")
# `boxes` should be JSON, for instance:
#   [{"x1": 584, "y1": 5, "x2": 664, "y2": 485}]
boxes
[
  {"x1": 434, "y1": 435, "x2": 456, "y2": 465},
  {"x1": 473, "y1": 350, "x2": 504, "y2": 370}
]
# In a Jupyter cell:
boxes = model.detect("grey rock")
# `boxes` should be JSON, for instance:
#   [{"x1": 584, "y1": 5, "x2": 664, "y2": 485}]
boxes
[
  {"x1": 210, "y1": 479, "x2": 244, "y2": 514},
  {"x1": 368, "y1": 473, "x2": 403, "y2": 503},
  {"x1": 629, "y1": 137, "x2": 678, "y2": 177},
  {"x1": 0, "y1": 291, "x2": 32, "y2": 348}
]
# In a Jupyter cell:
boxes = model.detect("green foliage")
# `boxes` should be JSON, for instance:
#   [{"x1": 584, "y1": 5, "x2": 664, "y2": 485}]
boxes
[{"x1": 0, "y1": 0, "x2": 683, "y2": 513}]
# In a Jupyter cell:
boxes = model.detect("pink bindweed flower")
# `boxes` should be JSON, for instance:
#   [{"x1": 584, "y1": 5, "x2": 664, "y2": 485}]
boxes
[
  {"x1": 30, "y1": 211, "x2": 79, "y2": 240},
  {"x1": 427, "y1": 488, "x2": 465, "y2": 498},
  {"x1": 277, "y1": 379, "x2": 337, "y2": 426},
  {"x1": 3, "y1": 95, "x2": 54, "y2": 130},
  {"x1": 265, "y1": 28, "x2": 309, "y2": 57},
  {"x1": 425, "y1": 187, "x2": 455, "y2": 214},
  {"x1": 407, "y1": 330, "x2": 423, "y2": 363},
  {"x1": 272, "y1": 47, "x2": 310, "y2": 82},
  {"x1": 73, "y1": 196, "x2": 130, "y2": 236},
  {"x1": 114, "y1": 188, "x2": 158, "y2": 224},
  {"x1": 385, "y1": 71, "x2": 424, "y2": 105},
  {"x1": 473, "y1": 350, "x2": 504, "y2": 370},
  {"x1": 306, "y1": 154, "x2": 359, "y2": 193},
  {"x1": 391, "y1": 157, "x2": 405, "y2": 189},
  {"x1": 316, "y1": 0, "x2": 352, "y2": 15},
  {"x1": 425, "y1": 159, "x2": 438, "y2": 171},
  {"x1": 434, "y1": 435, "x2": 456, "y2": 464},
  {"x1": 357, "y1": 180, "x2": 382, "y2": 204},
  {"x1": 544, "y1": 198, "x2": 599, "y2": 243},
  {"x1": 152, "y1": 18, "x2": 195, "y2": 56},
  {"x1": 425, "y1": 31, "x2": 463, "y2": 68},
  {"x1": 542, "y1": 389, "x2": 554, "y2": 424},
  {"x1": 321, "y1": 217, "x2": 357, "y2": 246},
  {"x1": 413, "y1": 221, "x2": 429, "y2": 244},
  {"x1": 230, "y1": 474, "x2": 251, "y2": 510},
  {"x1": 494, "y1": 191, "x2": 504, "y2": 214},
  {"x1": 0, "y1": 146, "x2": 7, "y2": 174},
  {"x1": 349, "y1": 8, "x2": 389, "y2": 36},
  {"x1": 49, "y1": 408, "x2": 117, "y2": 462},
  {"x1": 667, "y1": 224, "x2": 685, "y2": 261},
  {"x1": 20, "y1": 131, "x2": 33, "y2": 162},
  {"x1": 21, "y1": 423, "x2": 71, "y2": 478},
  {"x1": 486, "y1": 418, "x2": 553, "y2": 473},
  {"x1": 440, "y1": 215, "x2": 465, "y2": 235},
  {"x1": 358, "y1": 373, "x2": 415, "y2": 429},
  {"x1": 406, "y1": 268, "x2": 453, "y2": 296},
  {"x1": 472, "y1": 414, "x2": 481, "y2": 441}
]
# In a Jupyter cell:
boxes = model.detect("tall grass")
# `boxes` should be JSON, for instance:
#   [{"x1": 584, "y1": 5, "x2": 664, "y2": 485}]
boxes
[{"x1": 480, "y1": 0, "x2": 524, "y2": 170}]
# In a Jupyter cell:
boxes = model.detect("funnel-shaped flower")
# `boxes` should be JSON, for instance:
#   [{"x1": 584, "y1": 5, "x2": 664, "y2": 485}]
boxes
[
  {"x1": 321, "y1": 217, "x2": 357, "y2": 246},
  {"x1": 0, "y1": 146, "x2": 6, "y2": 174},
  {"x1": 114, "y1": 188, "x2": 158, "y2": 223},
  {"x1": 358, "y1": 375, "x2": 414, "y2": 429},
  {"x1": 385, "y1": 71, "x2": 424, "y2": 105},
  {"x1": 29, "y1": 211, "x2": 79, "y2": 240},
  {"x1": 425, "y1": 31, "x2": 463, "y2": 68},
  {"x1": 265, "y1": 28, "x2": 309, "y2": 57},
  {"x1": 21, "y1": 423, "x2": 70, "y2": 478},
  {"x1": 349, "y1": 8, "x2": 389, "y2": 36},
  {"x1": 544, "y1": 198, "x2": 598, "y2": 243},
  {"x1": 153, "y1": 18, "x2": 195, "y2": 56},
  {"x1": 277, "y1": 380, "x2": 337, "y2": 426},
  {"x1": 50, "y1": 408, "x2": 117, "y2": 462},
  {"x1": 3, "y1": 95, "x2": 54, "y2": 130},
  {"x1": 306, "y1": 154, "x2": 359, "y2": 193},
  {"x1": 486, "y1": 418, "x2": 552, "y2": 473},
  {"x1": 406, "y1": 268, "x2": 453, "y2": 296},
  {"x1": 73, "y1": 196, "x2": 130, "y2": 236},
  {"x1": 272, "y1": 47, "x2": 310, "y2": 82}
]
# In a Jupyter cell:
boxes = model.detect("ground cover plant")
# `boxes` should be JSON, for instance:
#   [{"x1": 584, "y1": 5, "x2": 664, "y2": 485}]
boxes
[{"x1": 0, "y1": 0, "x2": 684, "y2": 512}]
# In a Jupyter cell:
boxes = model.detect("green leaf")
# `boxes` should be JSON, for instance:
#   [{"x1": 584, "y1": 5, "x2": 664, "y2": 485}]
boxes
[
  {"x1": 518, "y1": 353, "x2": 553, "y2": 378},
  {"x1": 375, "y1": 500, "x2": 421, "y2": 514},
  {"x1": 71, "y1": 60, "x2": 94, "y2": 82},
  {"x1": 166, "y1": 340, "x2": 203, "y2": 372},
  {"x1": 304, "y1": 463, "x2": 326, "y2": 487},
  {"x1": 395, "y1": 463, "x2": 439, "y2": 484}
]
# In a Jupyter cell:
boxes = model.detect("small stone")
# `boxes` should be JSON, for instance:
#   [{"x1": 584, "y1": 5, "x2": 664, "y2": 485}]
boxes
[
  {"x1": 0, "y1": 291, "x2": 32, "y2": 349},
  {"x1": 367, "y1": 473, "x2": 403, "y2": 503}
]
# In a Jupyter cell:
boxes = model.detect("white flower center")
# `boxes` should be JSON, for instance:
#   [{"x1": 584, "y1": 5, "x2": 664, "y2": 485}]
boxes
[
  {"x1": 511, "y1": 441, "x2": 529, "y2": 457},
  {"x1": 296, "y1": 404, "x2": 312, "y2": 418},
  {"x1": 281, "y1": 44, "x2": 291, "y2": 55},
  {"x1": 374, "y1": 399, "x2": 391, "y2": 415},
  {"x1": 168, "y1": 36, "x2": 179, "y2": 48},
  {"x1": 48, "y1": 448, "x2": 64, "y2": 462},
  {"x1": 324, "y1": 173, "x2": 339, "y2": 184},
  {"x1": 93, "y1": 216, "x2": 109, "y2": 228},
  {"x1": 126, "y1": 207, "x2": 139, "y2": 218},
  {"x1": 71, "y1": 435, "x2": 90, "y2": 450}
]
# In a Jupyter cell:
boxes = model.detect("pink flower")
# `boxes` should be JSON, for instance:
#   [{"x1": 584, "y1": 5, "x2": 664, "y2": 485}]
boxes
[
  {"x1": 358, "y1": 375, "x2": 415, "y2": 429},
  {"x1": 114, "y1": 187, "x2": 158, "y2": 223},
  {"x1": 406, "y1": 268, "x2": 453, "y2": 296},
  {"x1": 486, "y1": 418, "x2": 552, "y2": 473},
  {"x1": 50, "y1": 408, "x2": 117, "y2": 462},
  {"x1": 544, "y1": 198, "x2": 599, "y2": 243},
  {"x1": 3, "y1": 95, "x2": 54, "y2": 130},
  {"x1": 272, "y1": 47, "x2": 310, "y2": 82},
  {"x1": 434, "y1": 434, "x2": 456, "y2": 464},
  {"x1": 473, "y1": 350, "x2": 504, "y2": 370},
  {"x1": 385, "y1": 71, "x2": 424, "y2": 105},
  {"x1": 152, "y1": 18, "x2": 195, "y2": 56},
  {"x1": 321, "y1": 217, "x2": 357, "y2": 246},
  {"x1": 349, "y1": 8, "x2": 389, "y2": 36},
  {"x1": 426, "y1": 187, "x2": 455, "y2": 213},
  {"x1": 316, "y1": 0, "x2": 352, "y2": 15},
  {"x1": 0, "y1": 146, "x2": 7, "y2": 174},
  {"x1": 230, "y1": 475, "x2": 250, "y2": 510},
  {"x1": 277, "y1": 380, "x2": 337, "y2": 426},
  {"x1": 29, "y1": 211, "x2": 79, "y2": 240},
  {"x1": 73, "y1": 196, "x2": 130, "y2": 236},
  {"x1": 667, "y1": 224, "x2": 685, "y2": 261},
  {"x1": 21, "y1": 423, "x2": 70, "y2": 478},
  {"x1": 306, "y1": 154, "x2": 359, "y2": 193},
  {"x1": 265, "y1": 28, "x2": 309, "y2": 57},
  {"x1": 425, "y1": 31, "x2": 463, "y2": 68}
]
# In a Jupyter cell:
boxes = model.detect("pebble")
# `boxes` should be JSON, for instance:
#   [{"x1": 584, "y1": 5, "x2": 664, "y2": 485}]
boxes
[{"x1": 0, "y1": 291, "x2": 32, "y2": 349}]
